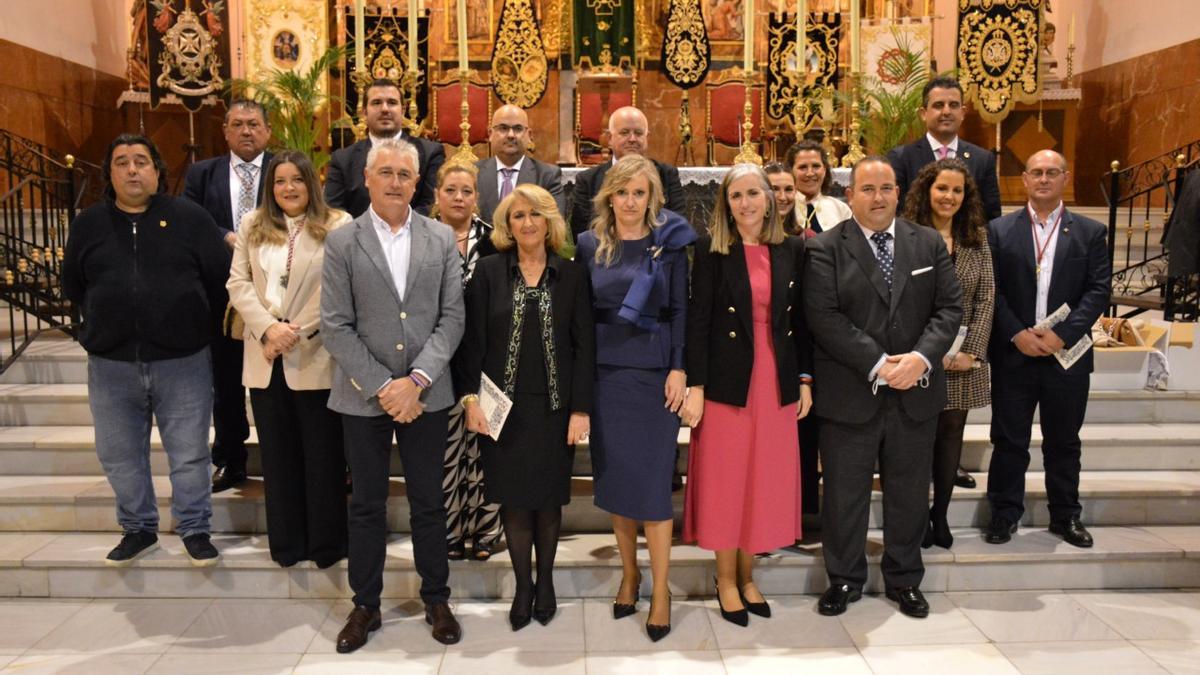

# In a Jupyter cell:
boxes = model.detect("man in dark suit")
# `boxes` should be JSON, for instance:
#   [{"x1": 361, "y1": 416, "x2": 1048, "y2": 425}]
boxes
[
  {"x1": 804, "y1": 157, "x2": 962, "y2": 619},
  {"x1": 887, "y1": 76, "x2": 1002, "y2": 221},
  {"x1": 475, "y1": 104, "x2": 565, "y2": 223},
  {"x1": 325, "y1": 79, "x2": 446, "y2": 217},
  {"x1": 321, "y1": 138, "x2": 464, "y2": 652},
  {"x1": 984, "y1": 149, "x2": 1111, "y2": 548},
  {"x1": 568, "y1": 106, "x2": 686, "y2": 238},
  {"x1": 182, "y1": 99, "x2": 272, "y2": 492}
]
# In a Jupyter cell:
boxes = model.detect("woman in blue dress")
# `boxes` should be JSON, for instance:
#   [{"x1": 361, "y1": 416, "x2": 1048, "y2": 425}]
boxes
[{"x1": 576, "y1": 155, "x2": 695, "y2": 642}]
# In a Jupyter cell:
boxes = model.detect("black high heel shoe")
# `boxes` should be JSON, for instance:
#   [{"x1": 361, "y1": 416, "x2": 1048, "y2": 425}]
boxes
[
  {"x1": 739, "y1": 584, "x2": 771, "y2": 618},
  {"x1": 613, "y1": 572, "x2": 642, "y2": 620},
  {"x1": 929, "y1": 513, "x2": 954, "y2": 549},
  {"x1": 646, "y1": 593, "x2": 672, "y2": 642},
  {"x1": 533, "y1": 578, "x2": 557, "y2": 626},
  {"x1": 714, "y1": 577, "x2": 749, "y2": 627},
  {"x1": 509, "y1": 586, "x2": 533, "y2": 631}
]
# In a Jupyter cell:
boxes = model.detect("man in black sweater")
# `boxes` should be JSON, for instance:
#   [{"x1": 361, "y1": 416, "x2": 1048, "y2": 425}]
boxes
[{"x1": 63, "y1": 134, "x2": 230, "y2": 568}]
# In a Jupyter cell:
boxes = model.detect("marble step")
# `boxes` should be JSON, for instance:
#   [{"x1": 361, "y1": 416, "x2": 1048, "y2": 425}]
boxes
[
  {"x1": 2, "y1": 383, "x2": 1198, "y2": 428},
  {"x1": 0, "y1": 421, "x2": 1197, "y2": 478},
  {"x1": 0, "y1": 470, "x2": 1195, "y2": 535},
  {"x1": 0, "y1": 526, "x2": 1195, "y2": 599}
]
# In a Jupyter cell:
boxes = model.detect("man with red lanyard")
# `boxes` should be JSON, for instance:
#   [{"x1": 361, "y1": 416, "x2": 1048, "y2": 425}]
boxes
[{"x1": 983, "y1": 149, "x2": 1111, "y2": 548}]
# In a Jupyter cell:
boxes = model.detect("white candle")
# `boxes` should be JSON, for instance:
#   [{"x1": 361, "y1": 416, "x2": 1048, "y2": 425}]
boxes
[
  {"x1": 457, "y1": 0, "x2": 467, "y2": 70},
  {"x1": 354, "y1": 0, "x2": 365, "y2": 74},
  {"x1": 408, "y1": 0, "x2": 418, "y2": 72},
  {"x1": 850, "y1": 0, "x2": 860, "y2": 73},
  {"x1": 744, "y1": 0, "x2": 754, "y2": 73},
  {"x1": 797, "y1": 0, "x2": 806, "y2": 76},
  {"x1": 1068, "y1": 13, "x2": 1076, "y2": 46}
]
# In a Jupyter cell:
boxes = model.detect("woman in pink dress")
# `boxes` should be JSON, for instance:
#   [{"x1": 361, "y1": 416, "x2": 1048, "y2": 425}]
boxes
[{"x1": 681, "y1": 163, "x2": 813, "y2": 626}]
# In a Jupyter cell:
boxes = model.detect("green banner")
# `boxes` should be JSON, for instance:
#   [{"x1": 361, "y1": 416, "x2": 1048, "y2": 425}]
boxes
[{"x1": 573, "y1": 0, "x2": 636, "y2": 70}]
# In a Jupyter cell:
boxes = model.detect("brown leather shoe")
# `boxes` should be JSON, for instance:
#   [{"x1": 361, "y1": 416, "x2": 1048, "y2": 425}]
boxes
[
  {"x1": 336, "y1": 606, "x2": 381, "y2": 653},
  {"x1": 425, "y1": 602, "x2": 462, "y2": 645}
]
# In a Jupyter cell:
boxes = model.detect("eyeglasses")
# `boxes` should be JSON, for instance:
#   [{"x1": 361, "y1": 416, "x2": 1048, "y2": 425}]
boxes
[
  {"x1": 493, "y1": 124, "x2": 527, "y2": 135},
  {"x1": 1026, "y1": 168, "x2": 1065, "y2": 179}
]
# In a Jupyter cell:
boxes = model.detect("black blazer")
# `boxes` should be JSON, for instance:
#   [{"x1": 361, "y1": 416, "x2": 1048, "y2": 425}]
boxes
[
  {"x1": 569, "y1": 158, "x2": 686, "y2": 238},
  {"x1": 887, "y1": 138, "x2": 1002, "y2": 221},
  {"x1": 988, "y1": 207, "x2": 1111, "y2": 373},
  {"x1": 804, "y1": 218, "x2": 963, "y2": 424},
  {"x1": 475, "y1": 156, "x2": 566, "y2": 224},
  {"x1": 686, "y1": 234, "x2": 812, "y2": 408},
  {"x1": 182, "y1": 152, "x2": 273, "y2": 235},
  {"x1": 454, "y1": 251, "x2": 595, "y2": 414},
  {"x1": 324, "y1": 135, "x2": 446, "y2": 217}
]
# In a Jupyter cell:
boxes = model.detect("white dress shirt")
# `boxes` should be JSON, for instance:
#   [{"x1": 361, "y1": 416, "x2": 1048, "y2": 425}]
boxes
[
  {"x1": 228, "y1": 152, "x2": 265, "y2": 230},
  {"x1": 1029, "y1": 201, "x2": 1065, "y2": 323},
  {"x1": 256, "y1": 215, "x2": 306, "y2": 318},
  {"x1": 926, "y1": 133, "x2": 959, "y2": 160},
  {"x1": 368, "y1": 205, "x2": 413, "y2": 302}
]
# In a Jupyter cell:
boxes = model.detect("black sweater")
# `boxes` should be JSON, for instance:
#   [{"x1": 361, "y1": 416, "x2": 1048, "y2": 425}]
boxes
[{"x1": 62, "y1": 194, "x2": 230, "y2": 361}]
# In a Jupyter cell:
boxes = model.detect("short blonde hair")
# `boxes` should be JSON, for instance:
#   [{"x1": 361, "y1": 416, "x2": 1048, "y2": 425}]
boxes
[
  {"x1": 589, "y1": 155, "x2": 665, "y2": 266},
  {"x1": 708, "y1": 163, "x2": 786, "y2": 254},
  {"x1": 490, "y1": 184, "x2": 568, "y2": 253},
  {"x1": 429, "y1": 163, "x2": 479, "y2": 221}
]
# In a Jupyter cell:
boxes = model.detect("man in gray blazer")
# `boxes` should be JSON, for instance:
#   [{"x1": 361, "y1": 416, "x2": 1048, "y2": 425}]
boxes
[
  {"x1": 475, "y1": 104, "x2": 565, "y2": 223},
  {"x1": 805, "y1": 157, "x2": 962, "y2": 620},
  {"x1": 321, "y1": 138, "x2": 465, "y2": 652}
]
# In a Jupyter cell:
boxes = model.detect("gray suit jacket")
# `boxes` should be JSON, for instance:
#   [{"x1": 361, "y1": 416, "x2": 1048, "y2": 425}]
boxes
[
  {"x1": 475, "y1": 156, "x2": 566, "y2": 224},
  {"x1": 321, "y1": 210, "x2": 465, "y2": 416}
]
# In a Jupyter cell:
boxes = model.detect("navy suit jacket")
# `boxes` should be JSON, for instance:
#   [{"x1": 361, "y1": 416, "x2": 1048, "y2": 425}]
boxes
[
  {"x1": 987, "y1": 207, "x2": 1111, "y2": 374},
  {"x1": 324, "y1": 135, "x2": 445, "y2": 217},
  {"x1": 887, "y1": 138, "x2": 1002, "y2": 221},
  {"x1": 182, "y1": 152, "x2": 273, "y2": 235}
]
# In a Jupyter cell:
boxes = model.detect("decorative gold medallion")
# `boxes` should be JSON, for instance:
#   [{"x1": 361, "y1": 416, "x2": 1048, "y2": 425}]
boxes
[
  {"x1": 492, "y1": 0, "x2": 549, "y2": 107},
  {"x1": 154, "y1": 0, "x2": 225, "y2": 101},
  {"x1": 957, "y1": 0, "x2": 1042, "y2": 122}
]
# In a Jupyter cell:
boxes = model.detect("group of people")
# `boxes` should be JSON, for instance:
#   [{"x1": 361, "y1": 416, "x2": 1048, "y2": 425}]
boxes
[{"x1": 60, "y1": 75, "x2": 1110, "y2": 652}]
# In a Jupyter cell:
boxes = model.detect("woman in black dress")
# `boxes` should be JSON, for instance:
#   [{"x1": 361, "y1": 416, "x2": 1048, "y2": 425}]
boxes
[{"x1": 456, "y1": 184, "x2": 595, "y2": 630}]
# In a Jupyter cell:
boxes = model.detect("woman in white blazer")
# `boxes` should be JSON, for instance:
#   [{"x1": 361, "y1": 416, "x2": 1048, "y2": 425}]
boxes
[
  {"x1": 787, "y1": 139, "x2": 852, "y2": 236},
  {"x1": 227, "y1": 150, "x2": 351, "y2": 568}
]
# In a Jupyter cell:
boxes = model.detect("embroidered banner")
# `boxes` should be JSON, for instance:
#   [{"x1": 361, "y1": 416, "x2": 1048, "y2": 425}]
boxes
[
  {"x1": 573, "y1": 0, "x2": 636, "y2": 71},
  {"x1": 956, "y1": 0, "x2": 1043, "y2": 122},
  {"x1": 766, "y1": 12, "x2": 840, "y2": 124},
  {"x1": 861, "y1": 18, "x2": 931, "y2": 97},
  {"x1": 661, "y1": 0, "x2": 711, "y2": 90},
  {"x1": 344, "y1": 9, "x2": 431, "y2": 127},
  {"x1": 147, "y1": 0, "x2": 230, "y2": 110},
  {"x1": 492, "y1": 0, "x2": 550, "y2": 107}
]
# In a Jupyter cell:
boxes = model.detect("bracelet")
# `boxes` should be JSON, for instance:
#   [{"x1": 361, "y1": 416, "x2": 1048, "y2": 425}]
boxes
[
  {"x1": 799, "y1": 376, "x2": 814, "y2": 385},
  {"x1": 408, "y1": 373, "x2": 426, "y2": 389},
  {"x1": 459, "y1": 394, "x2": 479, "y2": 407}
]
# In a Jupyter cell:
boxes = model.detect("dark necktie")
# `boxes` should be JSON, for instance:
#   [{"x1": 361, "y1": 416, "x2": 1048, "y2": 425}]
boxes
[
  {"x1": 806, "y1": 203, "x2": 821, "y2": 233},
  {"x1": 500, "y1": 168, "x2": 516, "y2": 199},
  {"x1": 871, "y1": 231, "x2": 894, "y2": 289}
]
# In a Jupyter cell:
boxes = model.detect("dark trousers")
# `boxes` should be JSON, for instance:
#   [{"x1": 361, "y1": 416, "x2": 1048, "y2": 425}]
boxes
[
  {"x1": 211, "y1": 334, "x2": 249, "y2": 471},
  {"x1": 249, "y1": 360, "x2": 347, "y2": 566},
  {"x1": 343, "y1": 407, "x2": 451, "y2": 609},
  {"x1": 820, "y1": 392, "x2": 936, "y2": 590},
  {"x1": 987, "y1": 359, "x2": 1089, "y2": 523},
  {"x1": 799, "y1": 416, "x2": 822, "y2": 515}
]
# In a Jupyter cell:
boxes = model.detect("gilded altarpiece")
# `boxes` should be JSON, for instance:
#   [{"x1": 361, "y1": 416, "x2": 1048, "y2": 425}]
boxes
[{"x1": 242, "y1": 0, "x2": 329, "y2": 96}]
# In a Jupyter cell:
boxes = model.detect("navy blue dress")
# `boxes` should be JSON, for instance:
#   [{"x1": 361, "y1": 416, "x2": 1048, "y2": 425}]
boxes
[{"x1": 577, "y1": 231, "x2": 688, "y2": 521}]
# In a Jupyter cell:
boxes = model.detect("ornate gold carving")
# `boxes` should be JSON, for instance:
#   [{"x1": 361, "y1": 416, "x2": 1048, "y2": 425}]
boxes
[
  {"x1": 154, "y1": 1, "x2": 224, "y2": 99},
  {"x1": 662, "y1": 0, "x2": 710, "y2": 88},
  {"x1": 492, "y1": 0, "x2": 549, "y2": 107},
  {"x1": 957, "y1": 0, "x2": 1042, "y2": 122},
  {"x1": 767, "y1": 13, "x2": 838, "y2": 127},
  {"x1": 244, "y1": 0, "x2": 326, "y2": 94},
  {"x1": 541, "y1": 0, "x2": 564, "y2": 56}
]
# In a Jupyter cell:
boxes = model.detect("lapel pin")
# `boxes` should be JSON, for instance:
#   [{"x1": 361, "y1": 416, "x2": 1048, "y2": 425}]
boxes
[
  {"x1": 159, "y1": 220, "x2": 167, "y2": 228},
  {"x1": 1063, "y1": 228, "x2": 1069, "y2": 233},
  {"x1": 963, "y1": 151, "x2": 971, "y2": 159}
]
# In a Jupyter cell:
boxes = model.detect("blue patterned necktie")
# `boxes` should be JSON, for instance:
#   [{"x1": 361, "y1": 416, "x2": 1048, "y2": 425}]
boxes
[
  {"x1": 871, "y1": 231, "x2": 894, "y2": 289},
  {"x1": 235, "y1": 162, "x2": 257, "y2": 231}
]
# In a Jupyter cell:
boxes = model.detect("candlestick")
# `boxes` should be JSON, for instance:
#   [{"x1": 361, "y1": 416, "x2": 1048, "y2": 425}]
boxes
[
  {"x1": 456, "y1": 0, "x2": 468, "y2": 71},
  {"x1": 408, "y1": 0, "x2": 418, "y2": 73},
  {"x1": 850, "y1": 0, "x2": 860, "y2": 73},
  {"x1": 354, "y1": 0, "x2": 365, "y2": 73},
  {"x1": 797, "y1": 0, "x2": 806, "y2": 77},
  {"x1": 743, "y1": 0, "x2": 755, "y2": 73}
]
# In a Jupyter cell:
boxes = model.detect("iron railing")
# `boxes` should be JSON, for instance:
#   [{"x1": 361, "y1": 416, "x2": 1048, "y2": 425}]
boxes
[
  {"x1": 1101, "y1": 140, "x2": 1200, "y2": 320},
  {"x1": 0, "y1": 129, "x2": 102, "y2": 371}
]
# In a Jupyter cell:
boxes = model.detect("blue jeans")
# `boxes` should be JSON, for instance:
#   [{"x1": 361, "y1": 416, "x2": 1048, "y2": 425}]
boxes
[{"x1": 88, "y1": 348, "x2": 214, "y2": 537}]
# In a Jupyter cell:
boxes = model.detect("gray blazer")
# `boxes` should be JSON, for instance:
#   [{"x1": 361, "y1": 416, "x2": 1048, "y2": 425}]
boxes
[
  {"x1": 475, "y1": 155, "x2": 566, "y2": 224},
  {"x1": 321, "y1": 210, "x2": 465, "y2": 416}
]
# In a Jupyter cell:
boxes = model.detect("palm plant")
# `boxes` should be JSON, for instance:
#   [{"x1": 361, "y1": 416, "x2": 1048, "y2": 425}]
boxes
[
  {"x1": 843, "y1": 29, "x2": 934, "y2": 154},
  {"x1": 228, "y1": 44, "x2": 348, "y2": 170}
]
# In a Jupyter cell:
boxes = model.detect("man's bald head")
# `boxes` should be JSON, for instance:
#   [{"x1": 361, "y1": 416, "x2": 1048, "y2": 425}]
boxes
[
  {"x1": 489, "y1": 104, "x2": 532, "y2": 165},
  {"x1": 1022, "y1": 149, "x2": 1070, "y2": 210},
  {"x1": 608, "y1": 106, "x2": 649, "y2": 160}
]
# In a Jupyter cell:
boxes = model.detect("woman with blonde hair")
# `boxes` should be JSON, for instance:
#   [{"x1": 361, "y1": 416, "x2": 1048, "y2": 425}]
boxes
[
  {"x1": 226, "y1": 150, "x2": 351, "y2": 568},
  {"x1": 577, "y1": 154, "x2": 694, "y2": 641},
  {"x1": 455, "y1": 184, "x2": 594, "y2": 630},
  {"x1": 432, "y1": 163, "x2": 501, "y2": 562},
  {"x1": 681, "y1": 163, "x2": 812, "y2": 626}
]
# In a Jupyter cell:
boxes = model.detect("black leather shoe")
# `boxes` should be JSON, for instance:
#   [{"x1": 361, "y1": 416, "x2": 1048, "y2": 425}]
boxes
[
  {"x1": 715, "y1": 578, "x2": 749, "y2": 627},
  {"x1": 211, "y1": 466, "x2": 247, "y2": 493},
  {"x1": 927, "y1": 512, "x2": 953, "y2": 549},
  {"x1": 984, "y1": 516, "x2": 1018, "y2": 544},
  {"x1": 613, "y1": 573, "x2": 641, "y2": 620},
  {"x1": 739, "y1": 585, "x2": 771, "y2": 618},
  {"x1": 425, "y1": 602, "x2": 462, "y2": 644},
  {"x1": 817, "y1": 584, "x2": 862, "y2": 616},
  {"x1": 336, "y1": 606, "x2": 381, "y2": 653},
  {"x1": 446, "y1": 541, "x2": 466, "y2": 561},
  {"x1": 1049, "y1": 517, "x2": 1094, "y2": 548},
  {"x1": 955, "y1": 466, "x2": 977, "y2": 489},
  {"x1": 646, "y1": 595, "x2": 671, "y2": 642},
  {"x1": 886, "y1": 587, "x2": 930, "y2": 618},
  {"x1": 509, "y1": 592, "x2": 533, "y2": 631}
]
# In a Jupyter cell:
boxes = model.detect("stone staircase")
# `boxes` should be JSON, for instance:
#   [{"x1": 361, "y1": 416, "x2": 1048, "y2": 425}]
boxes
[{"x1": 0, "y1": 337, "x2": 1196, "y2": 600}]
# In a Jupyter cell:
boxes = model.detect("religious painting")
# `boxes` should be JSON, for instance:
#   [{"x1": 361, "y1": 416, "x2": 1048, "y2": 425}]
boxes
[
  {"x1": 271, "y1": 30, "x2": 300, "y2": 67},
  {"x1": 445, "y1": 0, "x2": 494, "y2": 45},
  {"x1": 703, "y1": 0, "x2": 744, "y2": 43},
  {"x1": 243, "y1": 0, "x2": 327, "y2": 95}
]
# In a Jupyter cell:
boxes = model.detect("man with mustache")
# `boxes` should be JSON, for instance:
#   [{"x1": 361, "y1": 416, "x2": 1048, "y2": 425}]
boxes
[
  {"x1": 475, "y1": 104, "x2": 565, "y2": 224},
  {"x1": 326, "y1": 79, "x2": 446, "y2": 217}
]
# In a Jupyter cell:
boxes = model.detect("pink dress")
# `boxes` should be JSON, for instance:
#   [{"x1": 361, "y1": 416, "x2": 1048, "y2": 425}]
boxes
[{"x1": 683, "y1": 244, "x2": 803, "y2": 552}]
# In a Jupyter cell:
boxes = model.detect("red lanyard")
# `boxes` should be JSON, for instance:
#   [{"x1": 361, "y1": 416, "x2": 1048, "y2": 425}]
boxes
[{"x1": 1029, "y1": 206, "x2": 1060, "y2": 277}]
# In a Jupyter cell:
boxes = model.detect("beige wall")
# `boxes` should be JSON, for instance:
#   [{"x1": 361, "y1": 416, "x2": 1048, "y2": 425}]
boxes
[{"x1": 0, "y1": 0, "x2": 130, "y2": 78}]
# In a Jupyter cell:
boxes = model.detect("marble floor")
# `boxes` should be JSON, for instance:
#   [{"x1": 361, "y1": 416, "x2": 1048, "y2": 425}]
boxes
[{"x1": 0, "y1": 591, "x2": 1195, "y2": 673}]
